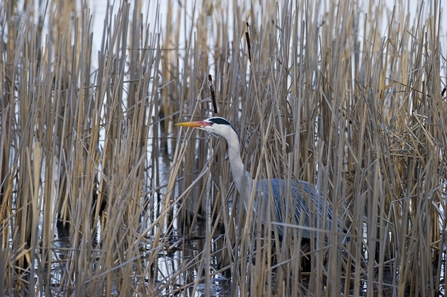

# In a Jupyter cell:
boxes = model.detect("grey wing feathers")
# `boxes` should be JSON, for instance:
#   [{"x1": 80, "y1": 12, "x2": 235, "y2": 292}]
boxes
[{"x1": 256, "y1": 179, "x2": 333, "y2": 239}]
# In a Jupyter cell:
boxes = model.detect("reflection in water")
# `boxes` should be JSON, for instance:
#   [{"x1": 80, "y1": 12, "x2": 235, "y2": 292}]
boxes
[{"x1": 154, "y1": 220, "x2": 231, "y2": 296}]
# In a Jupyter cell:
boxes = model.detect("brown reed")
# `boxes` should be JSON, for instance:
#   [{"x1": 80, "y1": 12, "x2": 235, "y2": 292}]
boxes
[{"x1": 0, "y1": 0, "x2": 446, "y2": 296}]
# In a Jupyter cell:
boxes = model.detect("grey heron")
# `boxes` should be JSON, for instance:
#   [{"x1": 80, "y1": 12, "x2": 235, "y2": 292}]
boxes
[{"x1": 176, "y1": 116, "x2": 336, "y2": 240}]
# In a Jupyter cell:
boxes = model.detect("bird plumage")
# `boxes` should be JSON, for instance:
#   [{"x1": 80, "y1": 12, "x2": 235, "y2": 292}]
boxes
[{"x1": 255, "y1": 178, "x2": 332, "y2": 239}]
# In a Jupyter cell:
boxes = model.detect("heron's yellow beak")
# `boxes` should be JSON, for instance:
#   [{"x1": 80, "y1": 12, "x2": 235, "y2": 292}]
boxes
[{"x1": 175, "y1": 120, "x2": 211, "y2": 128}]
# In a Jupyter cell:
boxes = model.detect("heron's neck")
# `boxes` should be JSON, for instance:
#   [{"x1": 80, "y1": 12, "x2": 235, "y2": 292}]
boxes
[{"x1": 225, "y1": 131, "x2": 253, "y2": 198}]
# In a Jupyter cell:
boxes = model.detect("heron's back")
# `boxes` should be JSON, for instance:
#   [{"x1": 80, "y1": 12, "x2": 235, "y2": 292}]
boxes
[{"x1": 255, "y1": 179, "x2": 333, "y2": 239}]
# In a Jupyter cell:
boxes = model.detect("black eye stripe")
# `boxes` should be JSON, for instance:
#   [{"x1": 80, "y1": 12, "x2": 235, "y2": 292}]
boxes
[{"x1": 208, "y1": 117, "x2": 231, "y2": 125}]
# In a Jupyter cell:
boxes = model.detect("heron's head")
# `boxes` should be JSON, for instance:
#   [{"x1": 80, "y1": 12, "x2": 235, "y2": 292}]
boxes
[{"x1": 176, "y1": 117, "x2": 237, "y2": 139}]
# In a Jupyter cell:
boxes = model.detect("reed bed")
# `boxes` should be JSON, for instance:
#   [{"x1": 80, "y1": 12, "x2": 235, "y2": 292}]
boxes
[{"x1": 0, "y1": 0, "x2": 446, "y2": 296}]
